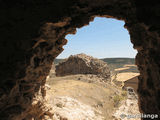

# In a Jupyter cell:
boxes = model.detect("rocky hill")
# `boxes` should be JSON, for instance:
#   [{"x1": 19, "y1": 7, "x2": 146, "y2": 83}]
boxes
[{"x1": 55, "y1": 53, "x2": 111, "y2": 80}]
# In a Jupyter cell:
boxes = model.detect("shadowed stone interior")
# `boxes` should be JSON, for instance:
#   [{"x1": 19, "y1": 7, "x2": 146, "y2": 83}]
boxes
[{"x1": 0, "y1": 0, "x2": 160, "y2": 119}]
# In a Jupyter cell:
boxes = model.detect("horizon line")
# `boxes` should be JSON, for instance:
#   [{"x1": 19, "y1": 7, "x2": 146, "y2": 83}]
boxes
[{"x1": 56, "y1": 57, "x2": 135, "y2": 59}]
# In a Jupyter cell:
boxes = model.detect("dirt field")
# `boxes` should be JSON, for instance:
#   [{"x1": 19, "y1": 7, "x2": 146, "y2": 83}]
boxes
[
  {"x1": 116, "y1": 72, "x2": 140, "y2": 82},
  {"x1": 115, "y1": 67, "x2": 130, "y2": 71},
  {"x1": 114, "y1": 64, "x2": 139, "y2": 92}
]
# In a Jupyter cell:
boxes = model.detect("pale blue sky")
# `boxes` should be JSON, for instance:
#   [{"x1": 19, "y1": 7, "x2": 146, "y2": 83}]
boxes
[{"x1": 57, "y1": 17, "x2": 137, "y2": 59}]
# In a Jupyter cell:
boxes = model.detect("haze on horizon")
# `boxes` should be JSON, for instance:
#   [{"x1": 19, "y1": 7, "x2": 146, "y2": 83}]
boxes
[{"x1": 57, "y1": 17, "x2": 137, "y2": 59}]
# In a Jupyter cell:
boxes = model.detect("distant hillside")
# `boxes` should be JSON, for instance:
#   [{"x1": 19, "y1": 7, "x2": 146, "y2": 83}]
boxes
[
  {"x1": 101, "y1": 58, "x2": 135, "y2": 65},
  {"x1": 54, "y1": 59, "x2": 65, "y2": 64},
  {"x1": 101, "y1": 58, "x2": 136, "y2": 71},
  {"x1": 54, "y1": 58, "x2": 138, "y2": 73}
]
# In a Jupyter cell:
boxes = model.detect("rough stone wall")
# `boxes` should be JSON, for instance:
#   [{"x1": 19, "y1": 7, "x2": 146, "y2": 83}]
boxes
[
  {"x1": 55, "y1": 53, "x2": 110, "y2": 79},
  {"x1": 0, "y1": 0, "x2": 160, "y2": 119}
]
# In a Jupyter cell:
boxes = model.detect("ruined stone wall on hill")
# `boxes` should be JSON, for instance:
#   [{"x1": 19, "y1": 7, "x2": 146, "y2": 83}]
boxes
[
  {"x1": 0, "y1": 0, "x2": 160, "y2": 119},
  {"x1": 56, "y1": 54, "x2": 111, "y2": 79}
]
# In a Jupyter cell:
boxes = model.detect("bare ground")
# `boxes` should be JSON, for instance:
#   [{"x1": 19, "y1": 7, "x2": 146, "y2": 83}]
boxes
[
  {"x1": 45, "y1": 64, "x2": 140, "y2": 120},
  {"x1": 46, "y1": 74, "x2": 126, "y2": 120},
  {"x1": 116, "y1": 72, "x2": 140, "y2": 82}
]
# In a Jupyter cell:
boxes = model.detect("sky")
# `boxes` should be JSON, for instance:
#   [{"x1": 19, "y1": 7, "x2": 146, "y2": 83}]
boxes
[{"x1": 57, "y1": 17, "x2": 137, "y2": 59}]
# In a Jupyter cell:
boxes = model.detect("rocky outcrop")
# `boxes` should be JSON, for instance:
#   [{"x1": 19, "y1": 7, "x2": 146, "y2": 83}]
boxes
[
  {"x1": 113, "y1": 87, "x2": 140, "y2": 120},
  {"x1": 55, "y1": 54, "x2": 110, "y2": 79},
  {"x1": 52, "y1": 96, "x2": 103, "y2": 120}
]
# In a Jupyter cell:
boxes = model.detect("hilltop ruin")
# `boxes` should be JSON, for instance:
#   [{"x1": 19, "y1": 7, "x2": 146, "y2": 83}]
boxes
[{"x1": 56, "y1": 54, "x2": 111, "y2": 80}]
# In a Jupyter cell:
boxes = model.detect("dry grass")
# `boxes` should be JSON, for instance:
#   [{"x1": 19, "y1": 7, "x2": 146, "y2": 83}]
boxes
[{"x1": 46, "y1": 74, "x2": 125, "y2": 120}]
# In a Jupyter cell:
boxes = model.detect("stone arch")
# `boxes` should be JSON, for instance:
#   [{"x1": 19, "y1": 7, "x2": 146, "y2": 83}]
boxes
[{"x1": 0, "y1": 0, "x2": 160, "y2": 119}]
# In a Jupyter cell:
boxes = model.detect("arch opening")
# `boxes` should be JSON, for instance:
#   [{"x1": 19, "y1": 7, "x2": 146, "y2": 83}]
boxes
[
  {"x1": 46, "y1": 17, "x2": 140, "y2": 119},
  {"x1": 1, "y1": 0, "x2": 160, "y2": 119}
]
